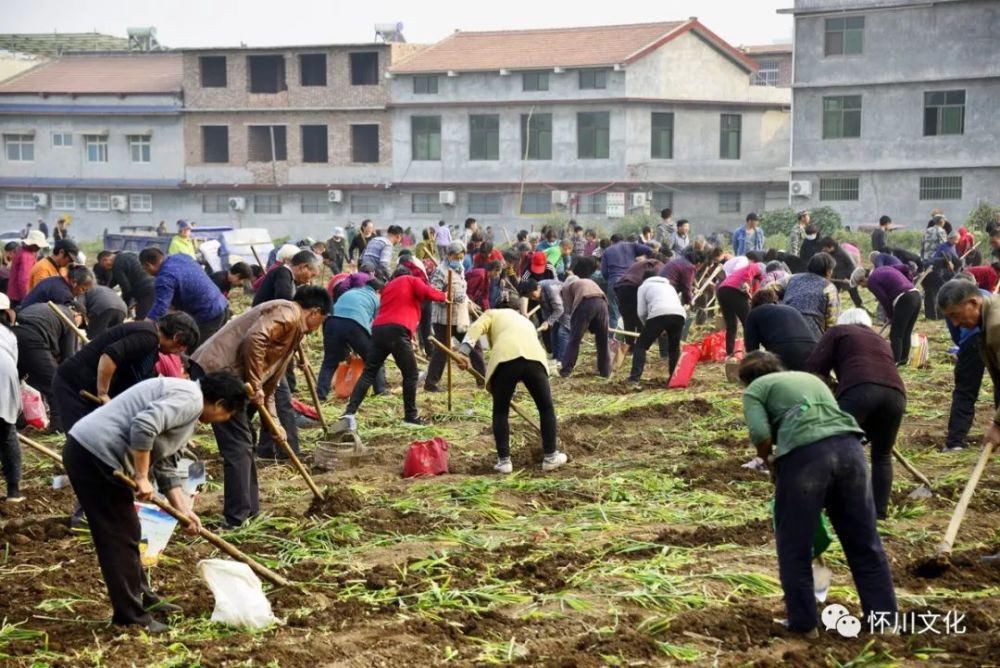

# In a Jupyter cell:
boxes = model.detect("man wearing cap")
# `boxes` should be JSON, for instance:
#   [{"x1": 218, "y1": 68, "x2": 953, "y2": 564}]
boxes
[
  {"x1": 733, "y1": 213, "x2": 765, "y2": 257},
  {"x1": 140, "y1": 248, "x2": 229, "y2": 349},
  {"x1": 324, "y1": 227, "x2": 348, "y2": 274},
  {"x1": 168, "y1": 221, "x2": 196, "y2": 258},
  {"x1": 28, "y1": 238, "x2": 79, "y2": 291},
  {"x1": 789, "y1": 211, "x2": 809, "y2": 257},
  {"x1": 7, "y1": 230, "x2": 48, "y2": 305}
]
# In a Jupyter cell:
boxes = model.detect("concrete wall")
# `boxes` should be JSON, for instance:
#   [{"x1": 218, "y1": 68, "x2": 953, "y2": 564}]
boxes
[{"x1": 391, "y1": 68, "x2": 626, "y2": 106}]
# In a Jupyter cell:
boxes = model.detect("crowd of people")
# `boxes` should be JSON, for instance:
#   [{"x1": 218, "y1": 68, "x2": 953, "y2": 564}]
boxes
[{"x1": 1, "y1": 204, "x2": 999, "y2": 637}]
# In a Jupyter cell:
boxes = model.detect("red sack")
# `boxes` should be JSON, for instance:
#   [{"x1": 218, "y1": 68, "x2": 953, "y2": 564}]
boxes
[
  {"x1": 699, "y1": 331, "x2": 727, "y2": 362},
  {"x1": 334, "y1": 354, "x2": 365, "y2": 399},
  {"x1": 668, "y1": 344, "x2": 701, "y2": 389},
  {"x1": 402, "y1": 437, "x2": 450, "y2": 478},
  {"x1": 732, "y1": 338, "x2": 745, "y2": 361},
  {"x1": 290, "y1": 397, "x2": 319, "y2": 420}
]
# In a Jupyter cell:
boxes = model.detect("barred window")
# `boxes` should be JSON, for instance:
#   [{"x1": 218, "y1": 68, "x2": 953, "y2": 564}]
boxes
[
  {"x1": 468, "y1": 193, "x2": 502, "y2": 215},
  {"x1": 577, "y1": 193, "x2": 607, "y2": 214},
  {"x1": 4, "y1": 192, "x2": 34, "y2": 210},
  {"x1": 351, "y1": 193, "x2": 380, "y2": 214},
  {"x1": 411, "y1": 193, "x2": 442, "y2": 214},
  {"x1": 301, "y1": 192, "x2": 328, "y2": 214},
  {"x1": 652, "y1": 191, "x2": 673, "y2": 213},
  {"x1": 52, "y1": 192, "x2": 76, "y2": 210},
  {"x1": 254, "y1": 194, "x2": 282, "y2": 214},
  {"x1": 718, "y1": 191, "x2": 741, "y2": 214},
  {"x1": 86, "y1": 193, "x2": 110, "y2": 211},
  {"x1": 819, "y1": 177, "x2": 860, "y2": 201},
  {"x1": 128, "y1": 194, "x2": 152, "y2": 212},
  {"x1": 202, "y1": 195, "x2": 229, "y2": 213},
  {"x1": 520, "y1": 192, "x2": 551, "y2": 215},
  {"x1": 919, "y1": 176, "x2": 962, "y2": 200}
]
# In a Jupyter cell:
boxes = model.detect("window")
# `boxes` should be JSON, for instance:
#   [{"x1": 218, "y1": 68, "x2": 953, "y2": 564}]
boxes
[
  {"x1": 51, "y1": 132, "x2": 73, "y2": 147},
  {"x1": 651, "y1": 112, "x2": 674, "y2": 159},
  {"x1": 84, "y1": 135, "x2": 108, "y2": 163},
  {"x1": 299, "y1": 53, "x2": 327, "y2": 86},
  {"x1": 718, "y1": 191, "x2": 741, "y2": 214},
  {"x1": 411, "y1": 116, "x2": 441, "y2": 161},
  {"x1": 413, "y1": 75, "x2": 438, "y2": 94},
  {"x1": 412, "y1": 193, "x2": 442, "y2": 214},
  {"x1": 86, "y1": 193, "x2": 110, "y2": 211},
  {"x1": 254, "y1": 194, "x2": 282, "y2": 214},
  {"x1": 248, "y1": 55, "x2": 286, "y2": 93},
  {"x1": 469, "y1": 115, "x2": 500, "y2": 161},
  {"x1": 468, "y1": 193, "x2": 502, "y2": 215},
  {"x1": 128, "y1": 135, "x2": 151, "y2": 163},
  {"x1": 200, "y1": 56, "x2": 227, "y2": 87},
  {"x1": 652, "y1": 190, "x2": 673, "y2": 213},
  {"x1": 201, "y1": 126, "x2": 229, "y2": 163},
  {"x1": 520, "y1": 192, "x2": 551, "y2": 215},
  {"x1": 301, "y1": 125, "x2": 328, "y2": 163},
  {"x1": 578, "y1": 193, "x2": 607, "y2": 214},
  {"x1": 129, "y1": 193, "x2": 152, "y2": 212},
  {"x1": 351, "y1": 125, "x2": 380, "y2": 163},
  {"x1": 247, "y1": 126, "x2": 287, "y2": 161},
  {"x1": 719, "y1": 114, "x2": 741, "y2": 159},
  {"x1": 825, "y1": 16, "x2": 864, "y2": 56},
  {"x1": 752, "y1": 59, "x2": 779, "y2": 86},
  {"x1": 52, "y1": 192, "x2": 76, "y2": 210},
  {"x1": 4, "y1": 192, "x2": 34, "y2": 210},
  {"x1": 301, "y1": 192, "x2": 328, "y2": 214},
  {"x1": 919, "y1": 176, "x2": 962, "y2": 200},
  {"x1": 202, "y1": 194, "x2": 228, "y2": 213},
  {"x1": 520, "y1": 113, "x2": 552, "y2": 160},
  {"x1": 351, "y1": 193, "x2": 380, "y2": 214},
  {"x1": 577, "y1": 112, "x2": 610, "y2": 159},
  {"x1": 4, "y1": 134, "x2": 34, "y2": 161},
  {"x1": 579, "y1": 69, "x2": 607, "y2": 90},
  {"x1": 823, "y1": 95, "x2": 862, "y2": 139},
  {"x1": 522, "y1": 72, "x2": 549, "y2": 92},
  {"x1": 349, "y1": 52, "x2": 379, "y2": 85},
  {"x1": 819, "y1": 177, "x2": 860, "y2": 201},
  {"x1": 924, "y1": 90, "x2": 965, "y2": 136}
]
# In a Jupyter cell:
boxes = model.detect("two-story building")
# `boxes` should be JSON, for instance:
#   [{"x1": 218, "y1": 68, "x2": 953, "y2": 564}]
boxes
[
  {"x1": 783, "y1": 0, "x2": 1000, "y2": 226},
  {"x1": 387, "y1": 19, "x2": 791, "y2": 232},
  {"x1": 0, "y1": 53, "x2": 185, "y2": 238},
  {"x1": 180, "y1": 41, "x2": 421, "y2": 238}
]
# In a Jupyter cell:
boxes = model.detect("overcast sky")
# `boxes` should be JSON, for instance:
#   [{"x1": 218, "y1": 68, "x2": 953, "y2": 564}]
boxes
[{"x1": 4, "y1": 0, "x2": 793, "y2": 49}]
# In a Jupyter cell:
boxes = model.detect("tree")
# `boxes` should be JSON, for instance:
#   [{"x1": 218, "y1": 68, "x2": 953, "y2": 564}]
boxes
[
  {"x1": 760, "y1": 206, "x2": 842, "y2": 237},
  {"x1": 965, "y1": 201, "x2": 1000, "y2": 233}
]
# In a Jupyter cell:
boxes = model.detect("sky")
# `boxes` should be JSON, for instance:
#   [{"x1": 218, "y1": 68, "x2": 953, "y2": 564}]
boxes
[{"x1": 3, "y1": 0, "x2": 793, "y2": 49}]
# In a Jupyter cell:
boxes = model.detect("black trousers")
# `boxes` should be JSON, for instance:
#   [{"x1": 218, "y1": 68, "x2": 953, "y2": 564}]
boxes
[
  {"x1": 194, "y1": 307, "x2": 230, "y2": 352},
  {"x1": 560, "y1": 297, "x2": 610, "y2": 378},
  {"x1": 774, "y1": 435, "x2": 897, "y2": 632},
  {"x1": 64, "y1": 437, "x2": 160, "y2": 626},
  {"x1": 889, "y1": 291, "x2": 921, "y2": 364},
  {"x1": 717, "y1": 286, "x2": 750, "y2": 357},
  {"x1": 418, "y1": 301, "x2": 434, "y2": 357},
  {"x1": 922, "y1": 269, "x2": 944, "y2": 320},
  {"x1": 256, "y1": 379, "x2": 300, "y2": 459},
  {"x1": 490, "y1": 358, "x2": 557, "y2": 460},
  {"x1": 770, "y1": 340, "x2": 818, "y2": 372},
  {"x1": 14, "y1": 330, "x2": 61, "y2": 431},
  {"x1": 127, "y1": 287, "x2": 155, "y2": 321},
  {"x1": 0, "y1": 420, "x2": 21, "y2": 497},
  {"x1": 50, "y1": 371, "x2": 96, "y2": 434},
  {"x1": 425, "y1": 323, "x2": 485, "y2": 389},
  {"x1": 613, "y1": 285, "x2": 640, "y2": 336},
  {"x1": 317, "y1": 317, "x2": 386, "y2": 400},
  {"x1": 346, "y1": 324, "x2": 419, "y2": 420},
  {"x1": 629, "y1": 314, "x2": 685, "y2": 381},
  {"x1": 946, "y1": 333, "x2": 997, "y2": 450},
  {"x1": 837, "y1": 383, "x2": 907, "y2": 519},
  {"x1": 86, "y1": 309, "x2": 126, "y2": 341},
  {"x1": 210, "y1": 403, "x2": 261, "y2": 527}
]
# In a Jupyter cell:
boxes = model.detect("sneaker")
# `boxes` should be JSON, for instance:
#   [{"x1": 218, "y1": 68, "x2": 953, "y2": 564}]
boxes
[
  {"x1": 494, "y1": 458, "x2": 513, "y2": 474},
  {"x1": 4, "y1": 495, "x2": 25, "y2": 503},
  {"x1": 542, "y1": 452, "x2": 568, "y2": 472},
  {"x1": 401, "y1": 416, "x2": 430, "y2": 428},
  {"x1": 338, "y1": 414, "x2": 357, "y2": 432},
  {"x1": 627, "y1": 381, "x2": 642, "y2": 391}
]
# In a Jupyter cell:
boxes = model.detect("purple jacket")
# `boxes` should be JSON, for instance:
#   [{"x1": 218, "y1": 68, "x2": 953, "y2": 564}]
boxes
[
  {"x1": 867, "y1": 266, "x2": 914, "y2": 317},
  {"x1": 659, "y1": 256, "x2": 696, "y2": 305},
  {"x1": 148, "y1": 254, "x2": 228, "y2": 323},
  {"x1": 600, "y1": 242, "x2": 653, "y2": 284}
]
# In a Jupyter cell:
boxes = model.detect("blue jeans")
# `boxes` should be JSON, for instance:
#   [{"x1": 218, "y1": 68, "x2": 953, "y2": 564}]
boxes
[
  {"x1": 774, "y1": 435, "x2": 897, "y2": 632},
  {"x1": 550, "y1": 323, "x2": 568, "y2": 362},
  {"x1": 606, "y1": 276, "x2": 621, "y2": 330}
]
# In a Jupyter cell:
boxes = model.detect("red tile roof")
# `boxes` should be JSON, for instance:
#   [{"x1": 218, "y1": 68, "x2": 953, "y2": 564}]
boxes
[
  {"x1": 0, "y1": 53, "x2": 182, "y2": 94},
  {"x1": 391, "y1": 20, "x2": 757, "y2": 74}
]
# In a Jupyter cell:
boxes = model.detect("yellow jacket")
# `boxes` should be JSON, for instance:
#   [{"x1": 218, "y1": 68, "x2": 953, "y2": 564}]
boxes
[
  {"x1": 28, "y1": 256, "x2": 63, "y2": 290},
  {"x1": 168, "y1": 235, "x2": 196, "y2": 258},
  {"x1": 461, "y1": 309, "x2": 548, "y2": 388}
]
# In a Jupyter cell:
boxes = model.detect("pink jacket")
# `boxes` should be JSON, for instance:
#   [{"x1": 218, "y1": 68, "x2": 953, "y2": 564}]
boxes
[
  {"x1": 7, "y1": 247, "x2": 37, "y2": 302},
  {"x1": 719, "y1": 263, "x2": 763, "y2": 294}
]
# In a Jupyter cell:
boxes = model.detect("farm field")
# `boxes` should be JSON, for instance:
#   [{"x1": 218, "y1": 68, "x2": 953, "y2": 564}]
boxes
[{"x1": 2, "y1": 318, "x2": 999, "y2": 667}]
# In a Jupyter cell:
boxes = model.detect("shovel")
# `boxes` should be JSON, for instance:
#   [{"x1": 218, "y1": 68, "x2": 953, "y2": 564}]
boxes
[
  {"x1": 17, "y1": 433, "x2": 292, "y2": 589},
  {"x1": 917, "y1": 440, "x2": 996, "y2": 577},
  {"x1": 296, "y1": 343, "x2": 329, "y2": 436},
  {"x1": 892, "y1": 446, "x2": 934, "y2": 499}
]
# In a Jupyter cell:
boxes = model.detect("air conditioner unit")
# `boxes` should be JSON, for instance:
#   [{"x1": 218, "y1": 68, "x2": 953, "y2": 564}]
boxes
[
  {"x1": 228, "y1": 196, "x2": 246, "y2": 211},
  {"x1": 110, "y1": 195, "x2": 128, "y2": 212},
  {"x1": 328, "y1": 189, "x2": 343, "y2": 204},
  {"x1": 551, "y1": 190, "x2": 569, "y2": 206},
  {"x1": 32, "y1": 193, "x2": 48, "y2": 208},
  {"x1": 789, "y1": 180, "x2": 812, "y2": 197},
  {"x1": 439, "y1": 190, "x2": 456, "y2": 206},
  {"x1": 630, "y1": 192, "x2": 647, "y2": 208}
]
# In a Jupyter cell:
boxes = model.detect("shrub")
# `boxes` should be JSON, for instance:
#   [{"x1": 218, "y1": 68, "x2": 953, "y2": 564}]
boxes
[
  {"x1": 761, "y1": 207, "x2": 843, "y2": 237},
  {"x1": 965, "y1": 201, "x2": 1000, "y2": 233},
  {"x1": 612, "y1": 213, "x2": 655, "y2": 239}
]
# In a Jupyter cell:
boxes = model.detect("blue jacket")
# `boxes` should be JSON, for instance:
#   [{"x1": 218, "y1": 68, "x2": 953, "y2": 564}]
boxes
[
  {"x1": 20, "y1": 275, "x2": 75, "y2": 309},
  {"x1": 946, "y1": 288, "x2": 989, "y2": 349},
  {"x1": 148, "y1": 254, "x2": 228, "y2": 322},
  {"x1": 600, "y1": 241, "x2": 652, "y2": 284},
  {"x1": 733, "y1": 226, "x2": 765, "y2": 257},
  {"x1": 332, "y1": 284, "x2": 379, "y2": 334}
]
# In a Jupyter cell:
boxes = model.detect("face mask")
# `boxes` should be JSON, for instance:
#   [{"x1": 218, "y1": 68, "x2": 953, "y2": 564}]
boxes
[
  {"x1": 448, "y1": 259, "x2": 463, "y2": 271},
  {"x1": 805, "y1": 233, "x2": 817, "y2": 240}
]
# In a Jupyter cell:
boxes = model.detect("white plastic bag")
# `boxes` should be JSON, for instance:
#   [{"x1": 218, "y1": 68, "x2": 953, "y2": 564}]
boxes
[{"x1": 197, "y1": 559, "x2": 276, "y2": 628}]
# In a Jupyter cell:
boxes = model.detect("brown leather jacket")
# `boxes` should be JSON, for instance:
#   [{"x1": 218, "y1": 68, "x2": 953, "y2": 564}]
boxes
[{"x1": 190, "y1": 300, "x2": 305, "y2": 402}]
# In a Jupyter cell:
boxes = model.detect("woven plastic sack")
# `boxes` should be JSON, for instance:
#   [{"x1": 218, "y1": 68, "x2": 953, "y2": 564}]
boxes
[{"x1": 198, "y1": 559, "x2": 276, "y2": 629}]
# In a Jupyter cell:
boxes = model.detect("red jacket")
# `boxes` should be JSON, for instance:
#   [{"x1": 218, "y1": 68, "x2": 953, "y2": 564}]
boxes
[
  {"x1": 400, "y1": 258, "x2": 429, "y2": 283},
  {"x1": 968, "y1": 265, "x2": 997, "y2": 292},
  {"x1": 372, "y1": 275, "x2": 446, "y2": 334},
  {"x1": 465, "y1": 268, "x2": 491, "y2": 310}
]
